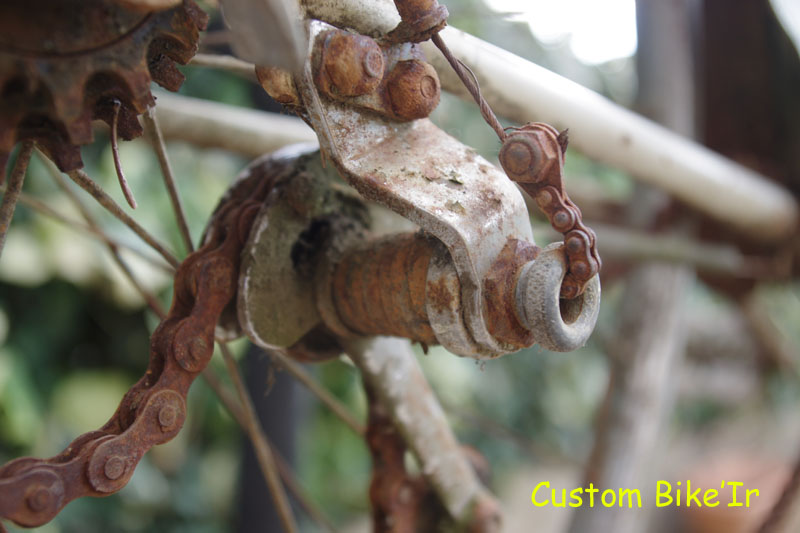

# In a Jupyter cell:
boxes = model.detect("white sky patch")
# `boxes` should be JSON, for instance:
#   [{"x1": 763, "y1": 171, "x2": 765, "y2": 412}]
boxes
[
  {"x1": 483, "y1": 0, "x2": 638, "y2": 65},
  {"x1": 771, "y1": 0, "x2": 800, "y2": 54}
]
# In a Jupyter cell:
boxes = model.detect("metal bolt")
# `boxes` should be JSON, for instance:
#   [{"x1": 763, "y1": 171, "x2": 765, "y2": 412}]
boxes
[
  {"x1": 323, "y1": 31, "x2": 384, "y2": 97},
  {"x1": 386, "y1": 60, "x2": 441, "y2": 120},
  {"x1": 363, "y1": 49, "x2": 384, "y2": 78},
  {"x1": 500, "y1": 134, "x2": 546, "y2": 182},
  {"x1": 27, "y1": 486, "x2": 52, "y2": 512},
  {"x1": 103, "y1": 456, "x2": 126, "y2": 481},
  {"x1": 420, "y1": 75, "x2": 437, "y2": 98},
  {"x1": 255, "y1": 66, "x2": 300, "y2": 106},
  {"x1": 158, "y1": 404, "x2": 178, "y2": 431},
  {"x1": 504, "y1": 141, "x2": 534, "y2": 175}
]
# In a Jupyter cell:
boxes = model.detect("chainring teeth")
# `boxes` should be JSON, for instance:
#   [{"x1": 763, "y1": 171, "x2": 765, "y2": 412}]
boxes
[{"x1": 0, "y1": 0, "x2": 207, "y2": 171}]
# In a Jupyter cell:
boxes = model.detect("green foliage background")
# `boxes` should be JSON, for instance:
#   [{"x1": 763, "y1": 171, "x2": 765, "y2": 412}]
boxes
[{"x1": 2, "y1": 1, "x2": 800, "y2": 532}]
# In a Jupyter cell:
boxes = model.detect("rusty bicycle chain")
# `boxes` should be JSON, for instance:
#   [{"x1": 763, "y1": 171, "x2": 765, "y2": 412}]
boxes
[
  {"x1": 384, "y1": 0, "x2": 601, "y2": 299},
  {"x1": 432, "y1": 40, "x2": 601, "y2": 299},
  {"x1": 498, "y1": 123, "x2": 602, "y2": 299},
  {"x1": 0, "y1": 169, "x2": 274, "y2": 530}
]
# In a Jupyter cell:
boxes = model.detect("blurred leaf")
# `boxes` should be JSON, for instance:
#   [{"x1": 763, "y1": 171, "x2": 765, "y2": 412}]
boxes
[
  {"x1": 51, "y1": 372, "x2": 131, "y2": 433},
  {"x1": 0, "y1": 348, "x2": 43, "y2": 448}
]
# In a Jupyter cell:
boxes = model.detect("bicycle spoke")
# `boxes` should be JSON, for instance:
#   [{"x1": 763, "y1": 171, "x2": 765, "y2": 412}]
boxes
[
  {"x1": 143, "y1": 111, "x2": 310, "y2": 531},
  {"x1": 110, "y1": 99, "x2": 138, "y2": 209},
  {"x1": 67, "y1": 168, "x2": 180, "y2": 268},
  {"x1": 202, "y1": 368, "x2": 338, "y2": 533},
  {"x1": 190, "y1": 53, "x2": 257, "y2": 80},
  {"x1": 0, "y1": 183, "x2": 172, "y2": 273},
  {"x1": 271, "y1": 349, "x2": 364, "y2": 436},
  {"x1": 219, "y1": 342, "x2": 298, "y2": 533},
  {"x1": 199, "y1": 29, "x2": 233, "y2": 49},
  {"x1": 0, "y1": 141, "x2": 34, "y2": 259},
  {"x1": 443, "y1": 401, "x2": 568, "y2": 464},
  {"x1": 271, "y1": 444, "x2": 338, "y2": 533},
  {"x1": 142, "y1": 109, "x2": 194, "y2": 254},
  {"x1": 43, "y1": 156, "x2": 167, "y2": 317}
]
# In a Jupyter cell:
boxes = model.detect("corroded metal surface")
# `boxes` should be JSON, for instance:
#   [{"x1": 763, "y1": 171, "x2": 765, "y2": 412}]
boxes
[
  {"x1": 306, "y1": 24, "x2": 440, "y2": 121},
  {"x1": 499, "y1": 123, "x2": 601, "y2": 299},
  {"x1": 0, "y1": 0, "x2": 207, "y2": 171},
  {"x1": 295, "y1": 23, "x2": 534, "y2": 357},
  {"x1": 385, "y1": 0, "x2": 449, "y2": 43},
  {"x1": 482, "y1": 238, "x2": 540, "y2": 350},
  {"x1": 331, "y1": 232, "x2": 438, "y2": 345},
  {"x1": 515, "y1": 243, "x2": 601, "y2": 352},
  {"x1": 347, "y1": 336, "x2": 502, "y2": 532},
  {"x1": 288, "y1": 17, "x2": 603, "y2": 358},
  {"x1": 237, "y1": 147, "x2": 370, "y2": 349},
  {"x1": 0, "y1": 158, "x2": 272, "y2": 529}
]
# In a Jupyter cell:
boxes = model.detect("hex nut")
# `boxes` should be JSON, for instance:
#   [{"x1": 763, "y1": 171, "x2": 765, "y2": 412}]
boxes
[
  {"x1": 394, "y1": 0, "x2": 440, "y2": 21},
  {"x1": 499, "y1": 134, "x2": 546, "y2": 182},
  {"x1": 323, "y1": 32, "x2": 384, "y2": 97},
  {"x1": 386, "y1": 60, "x2": 441, "y2": 120},
  {"x1": 255, "y1": 65, "x2": 300, "y2": 106}
]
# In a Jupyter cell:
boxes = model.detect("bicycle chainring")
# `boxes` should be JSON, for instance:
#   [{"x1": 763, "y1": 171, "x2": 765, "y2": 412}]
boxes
[{"x1": 0, "y1": 0, "x2": 208, "y2": 173}]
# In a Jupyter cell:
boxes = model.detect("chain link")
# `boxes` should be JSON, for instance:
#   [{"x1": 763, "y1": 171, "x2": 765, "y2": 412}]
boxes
[
  {"x1": 0, "y1": 169, "x2": 273, "y2": 529},
  {"x1": 428, "y1": 22, "x2": 601, "y2": 299},
  {"x1": 498, "y1": 123, "x2": 602, "y2": 299}
]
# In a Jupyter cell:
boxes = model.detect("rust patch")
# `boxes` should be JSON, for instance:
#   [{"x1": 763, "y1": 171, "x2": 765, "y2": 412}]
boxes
[
  {"x1": 317, "y1": 30, "x2": 384, "y2": 98},
  {"x1": 255, "y1": 65, "x2": 300, "y2": 106},
  {"x1": 386, "y1": 60, "x2": 441, "y2": 121},
  {"x1": 482, "y1": 238, "x2": 540, "y2": 349},
  {"x1": 330, "y1": 232, "x2": 437, "y2": 345},
  {"x1": 499, "y1": 123, "x2": 601, "y2": 299},
  {"x1": 426, "y1": 276, "x2": 455, "y2": 316},
  {"x1": 0, "y1": 0, "x2": 207, "y2": 172}
]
